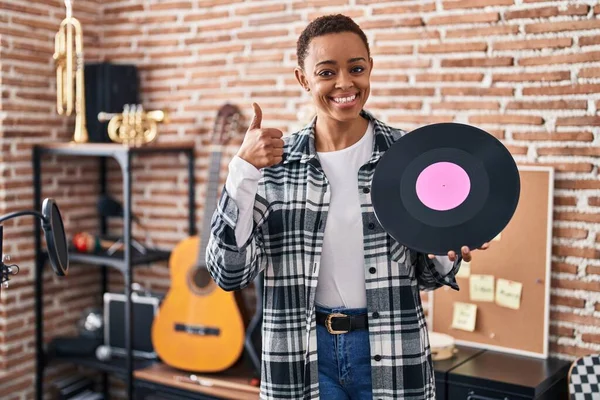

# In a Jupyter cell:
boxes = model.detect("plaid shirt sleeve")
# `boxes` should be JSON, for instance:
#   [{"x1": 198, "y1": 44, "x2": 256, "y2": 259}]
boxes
[
  {"x1": 205, "y1": 187, "x2": 270, "y2": 291},
  {"x1": 414, "y1": 252, "x2": 462, "y2": 291}
]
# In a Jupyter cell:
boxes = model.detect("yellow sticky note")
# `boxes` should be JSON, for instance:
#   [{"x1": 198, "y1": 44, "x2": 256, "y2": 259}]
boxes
[
  {"x1": 456, "y1": 260, "x2": 471, "y2": 278},
  {"x1": 470, "y1": 274, "x2": 495, "y2": 302},
  {"x1": 451, "y1": 302, "x2": 477, "y2": 332},
  {"x1": 496, "y1": 279, "x2": 523, "y2": 310}
]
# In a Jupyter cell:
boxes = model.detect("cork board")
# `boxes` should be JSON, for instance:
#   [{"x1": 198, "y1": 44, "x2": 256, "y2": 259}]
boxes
[{"x1": 431, "y1": 166, "x2": 553, "y2": 358}]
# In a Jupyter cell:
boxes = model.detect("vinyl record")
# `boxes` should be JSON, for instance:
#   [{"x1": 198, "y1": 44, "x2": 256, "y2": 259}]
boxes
[{"x1": 371, "y1": 122, "x2": 520, "y2": 255}]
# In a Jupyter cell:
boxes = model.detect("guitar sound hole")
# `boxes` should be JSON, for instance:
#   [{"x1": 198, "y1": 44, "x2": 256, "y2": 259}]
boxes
[
  {"x1": 188, "y1": 267, "x2": 215, "y2": 295},
  {"x1": 193, "y1": 268, "x2": 212, "y2": 288}
]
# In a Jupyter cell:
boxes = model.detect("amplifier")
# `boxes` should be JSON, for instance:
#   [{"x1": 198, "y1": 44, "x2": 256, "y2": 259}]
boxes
[
  {"x1": 103, "y1": 291, "x2": 160, "y2": 359},
  {"x1": 84, "y1": 62, "x2": 139, "y2": 143}
]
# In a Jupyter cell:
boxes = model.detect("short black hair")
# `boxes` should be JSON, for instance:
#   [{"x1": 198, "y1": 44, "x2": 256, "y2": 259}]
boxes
[{"x1": 296, "y1": 14, "x2": 370, "y2": 69}]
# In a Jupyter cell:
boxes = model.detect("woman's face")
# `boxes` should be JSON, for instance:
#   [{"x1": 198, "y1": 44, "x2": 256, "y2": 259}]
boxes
[{"x1": 295, "y1": 32, "x2": 372, "y2": 124}]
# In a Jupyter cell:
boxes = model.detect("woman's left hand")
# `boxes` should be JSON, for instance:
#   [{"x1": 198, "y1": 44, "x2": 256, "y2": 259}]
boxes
[{"x1": 428, "y1": 242, "x2": 490, "y2": 263}]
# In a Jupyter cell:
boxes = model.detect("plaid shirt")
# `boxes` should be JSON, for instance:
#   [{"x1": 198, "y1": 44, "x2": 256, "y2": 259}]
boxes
[{"x1": 206, "y1": 110, "x2": 461, "y2": 399}]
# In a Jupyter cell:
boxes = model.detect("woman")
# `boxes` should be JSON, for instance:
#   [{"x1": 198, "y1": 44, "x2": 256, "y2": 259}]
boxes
[{"x1": 206, "y1": 14, "x2": 486, "y2": 400}]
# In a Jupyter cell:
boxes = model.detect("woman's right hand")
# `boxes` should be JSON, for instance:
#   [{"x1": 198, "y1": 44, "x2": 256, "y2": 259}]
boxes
[{"x1": 236, "y1": 103, "x2": 285, "y2": 169}]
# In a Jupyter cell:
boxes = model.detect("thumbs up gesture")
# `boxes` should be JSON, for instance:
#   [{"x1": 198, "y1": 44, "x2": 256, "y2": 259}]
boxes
[{"x1": 236, "y1": 103, "x2": 285, "y2": 170}]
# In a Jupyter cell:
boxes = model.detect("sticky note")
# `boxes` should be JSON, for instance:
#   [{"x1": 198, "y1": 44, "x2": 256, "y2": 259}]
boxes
[
  {"x1": 456, "y1": 260, "x2": 471, "y2": 278},
  {"x1": 451, "y1": 302, "x2": 477, "y2": 332},
  {"x1": 470, "y1": 274, "x2": 495, "y2": 302},
  {"x1": 496, "y1": 279, "x2": 523, "y2": 310}
]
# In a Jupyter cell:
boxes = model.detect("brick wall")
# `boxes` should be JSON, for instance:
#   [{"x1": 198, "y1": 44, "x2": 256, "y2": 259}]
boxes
[
  {"x1": 0, "y1": 1, "x2": 106, "y2": 398},
  {"x1": 2, "y1": 0, "x2": 600, "y2": 398}
]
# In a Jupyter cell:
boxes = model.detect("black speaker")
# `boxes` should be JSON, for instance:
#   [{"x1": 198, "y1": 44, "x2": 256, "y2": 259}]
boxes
[{"x1": 84, "y1": 62, "x2": 140, "y2": 143}]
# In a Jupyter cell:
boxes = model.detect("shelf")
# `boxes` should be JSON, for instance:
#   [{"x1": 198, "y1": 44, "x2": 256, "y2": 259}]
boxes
[
  {"x1": 35, "y1": 142, "x2": 194, "y2": 158},
  {"x1": 48, "y1": 352, "x2": 157, "y2": 378},
  {"x1": 42, "y1": 247, "x2": 171, "y2": 273},
  {"x1": 69, "y1": 248, "x2": 171, "y2": 271},
  {"x1": 33, "y1": 139, "x2": 196, "y2": 400}
]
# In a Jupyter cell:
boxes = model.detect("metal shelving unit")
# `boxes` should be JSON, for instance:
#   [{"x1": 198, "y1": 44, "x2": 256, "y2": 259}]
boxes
[{"x1": 33, "y1": 142, "x2": 196, "y2": 400}]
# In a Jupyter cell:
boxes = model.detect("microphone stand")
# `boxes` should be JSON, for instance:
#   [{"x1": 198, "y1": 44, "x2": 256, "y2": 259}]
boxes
[
  {"x1": 0, "y1": 209, "x2": 52, "y2": 295},
  {"x1": 1, "y1": 225, "x2": 6, "y2": 291},
  {"x1": 0, "y1": 225, "x2": 20, "y2": 294}
]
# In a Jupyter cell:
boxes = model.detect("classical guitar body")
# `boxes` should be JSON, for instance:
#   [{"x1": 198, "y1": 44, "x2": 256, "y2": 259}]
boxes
[
  {"x1": 151, "y1": 236, "x2": 245, "y2": 372},
  {"x1": 152, "y1": 103, "x2": 245, "y2": 373}
]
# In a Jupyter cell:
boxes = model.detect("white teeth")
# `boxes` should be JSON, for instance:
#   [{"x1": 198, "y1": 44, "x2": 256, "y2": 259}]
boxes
[{"x1": 332, "y1": 94, "x2": 356, "y2": 104}]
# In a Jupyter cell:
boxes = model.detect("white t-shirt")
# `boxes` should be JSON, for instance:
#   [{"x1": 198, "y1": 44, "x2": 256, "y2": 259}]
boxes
[
  {"x1": 313, "y1": 121, "x2": 374, "y2": 308},
  {"x1": 224, "y1": 122, "x2": 454, "y2": 309}
]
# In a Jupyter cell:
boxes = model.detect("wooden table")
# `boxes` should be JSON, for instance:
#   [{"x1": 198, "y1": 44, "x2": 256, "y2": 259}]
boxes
[
  {"x1": 134, "y1": 347, "x2": 570, "y2": 399},
  {"x1": 134, "y1": 362, "x2": 260, "y2": 400}
]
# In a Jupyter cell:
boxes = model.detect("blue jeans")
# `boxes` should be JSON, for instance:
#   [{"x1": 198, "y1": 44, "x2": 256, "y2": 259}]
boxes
[{"x1": 316, "y1": 305, "x2": 373, "y2": 400}]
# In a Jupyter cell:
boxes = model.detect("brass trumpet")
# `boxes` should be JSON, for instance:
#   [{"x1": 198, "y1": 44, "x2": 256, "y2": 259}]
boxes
[
  {"x1": 53, "y1": 0, "x2": 88, "y2": 143},
  {"x1": 98, "y1": 104, "x2": 168, "y2": 147}
]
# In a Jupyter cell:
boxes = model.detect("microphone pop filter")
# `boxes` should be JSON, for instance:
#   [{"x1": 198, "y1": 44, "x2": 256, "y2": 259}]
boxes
[{"x1": 42, "y1": 198, "x2": 69, "y2": 276}]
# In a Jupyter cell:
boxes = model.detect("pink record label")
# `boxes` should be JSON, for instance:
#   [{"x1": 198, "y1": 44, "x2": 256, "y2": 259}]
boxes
[{"x1": 416, "y1": 162, "x2": 471, "y2": 211}]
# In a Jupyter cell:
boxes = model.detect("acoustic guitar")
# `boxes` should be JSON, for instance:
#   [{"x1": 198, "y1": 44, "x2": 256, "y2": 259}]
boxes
[{"x1": 152, "y1": 104, "x2": 245, "y2": 372}]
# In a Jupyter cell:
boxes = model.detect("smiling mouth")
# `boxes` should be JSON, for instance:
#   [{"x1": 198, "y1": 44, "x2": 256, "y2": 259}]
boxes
[{"x1": 330, "y1": 93, "x2": 358, "y2": 104}]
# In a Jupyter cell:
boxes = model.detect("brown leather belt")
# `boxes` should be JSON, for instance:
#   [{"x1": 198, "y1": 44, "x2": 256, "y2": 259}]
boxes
[{"x1": 316, "y1": 312, "x2": 368, "y2": 334}]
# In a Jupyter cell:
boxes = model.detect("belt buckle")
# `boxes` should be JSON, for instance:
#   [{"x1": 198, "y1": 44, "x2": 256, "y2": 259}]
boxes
[{"x1": 325, "y1": 313, "x2": 348, "y2": 334}]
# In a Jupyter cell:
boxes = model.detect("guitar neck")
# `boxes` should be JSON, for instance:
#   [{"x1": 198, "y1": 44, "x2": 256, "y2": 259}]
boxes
[{"x1": 198, "y1": 150, "x2": 223, "y2": 267}]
